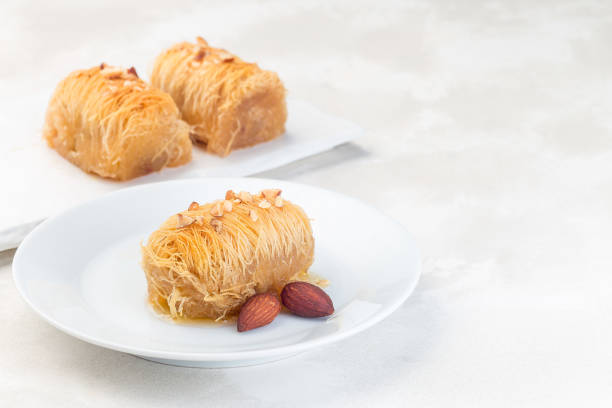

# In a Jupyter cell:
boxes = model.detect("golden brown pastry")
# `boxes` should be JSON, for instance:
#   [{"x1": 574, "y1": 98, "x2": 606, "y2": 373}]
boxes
[
  {"x1": 43, "y1": 64, "x2": 192, "y2": 180},
  {"x1": 141, "y1": 189, "x2": 314, "y2": 320},
  {"x1": 151, "y1": 37, "x2": 287, "y2": 157}
]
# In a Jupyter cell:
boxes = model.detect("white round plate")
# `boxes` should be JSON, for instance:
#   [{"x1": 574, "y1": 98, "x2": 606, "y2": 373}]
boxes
[{"x1": 13, "y1": 178, "x2": 420, "y2": 368}]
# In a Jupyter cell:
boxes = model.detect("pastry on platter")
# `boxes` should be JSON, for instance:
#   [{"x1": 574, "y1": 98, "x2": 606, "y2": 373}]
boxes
[
  {"x1": 43, "y1": 64, "x2": 192, "y2": 180},
  {"x1": 151, "y1": 37, "x2": 287, "y2": 157},
  {"x1": 141, "y1": 189, "x2": 314, "y2": 320}
]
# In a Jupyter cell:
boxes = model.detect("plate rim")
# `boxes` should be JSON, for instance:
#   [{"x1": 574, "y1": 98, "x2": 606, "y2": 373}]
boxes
[{"x1": 13, "y1": 177, "x2": 421, "y2": 362}]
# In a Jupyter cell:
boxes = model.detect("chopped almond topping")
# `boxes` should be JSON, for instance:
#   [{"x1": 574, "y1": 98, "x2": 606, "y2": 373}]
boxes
[
  {"x1": 238, "y1": 191, "x2": 253, "y2": 203},
  {"x1": 249, "y1": 210, "x2": 258, "y2": 221},
  {"x1": 102, "y1": 67, "x2": 123, "y2": 77},
  {"x1": 196, "y1": 36, "x2": 208, "y2": 46},
  {"x1": 219, "y1": 51, "x2": 234, "y2": 62},
  {"x1": 127, "y1": 66, "x2": 138, "y2": 78},
  {"x1": 261, "y1": 189, "x2": 282, "y2": 201},
  {"x1": 194, "y1": 215, "x2": 205, "y2": 225},
  {"x1": 223, "y1": 200, "x2": 233, "y2": 212},
  {"x1": 233, "y1": 198, "x2": 241, "y2": 204},
  {"x1": 210, "y1": 201, "x2": 224, "y2": 217},
  {"x1": 210, "y1": 219, "x2": 222, "y2": 233},
  {"x1": 225, "y1": 190, "x2": 236, "y2": 200},
  {"x1": 194, "y1": 48, "x2": 207, "y2": 62},
  {"x1": 274, "y1": 196, "x2": 283, "y2": 207},
  {"x1": 258, "y1": 200, "x2": 272, "y2": 209},
  {"x1": 176, "y1": 213, "x2": 195, "y2": 228},
  {"x1": 188, "y1": 201, "x2": 199, "y2": 211},
  {"x1": 100, "y1": 62, "x2": 106, "y2": 70}
]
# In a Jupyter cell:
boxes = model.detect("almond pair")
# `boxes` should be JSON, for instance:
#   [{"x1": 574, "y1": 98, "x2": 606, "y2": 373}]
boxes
[{"x1": 237, "y1": 282, "x2": 334, "y2": 332}]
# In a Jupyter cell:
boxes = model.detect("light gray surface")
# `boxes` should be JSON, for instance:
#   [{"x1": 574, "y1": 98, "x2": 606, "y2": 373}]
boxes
[{"x1": 2, "y1": 0, "x2": 611, "y2": 406}]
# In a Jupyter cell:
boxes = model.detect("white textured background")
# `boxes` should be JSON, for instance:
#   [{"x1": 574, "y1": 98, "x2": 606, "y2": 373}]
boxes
[{"x1": 1, "y1": 0, "x2": 611, "y2": 406}]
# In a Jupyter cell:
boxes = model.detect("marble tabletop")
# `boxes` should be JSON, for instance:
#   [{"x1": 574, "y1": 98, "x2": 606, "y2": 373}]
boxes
[{"x1": 2, "y1": 1, "x2": 611, "y2": 406}]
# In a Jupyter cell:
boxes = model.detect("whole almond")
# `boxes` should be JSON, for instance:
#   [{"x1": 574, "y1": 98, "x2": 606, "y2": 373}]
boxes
[
  {"x1": 281, "y1": 282, "x2": 334, "y2": 318},
  {"x1": 237, "y1": 293, "x2": 281, "y2": 332}
]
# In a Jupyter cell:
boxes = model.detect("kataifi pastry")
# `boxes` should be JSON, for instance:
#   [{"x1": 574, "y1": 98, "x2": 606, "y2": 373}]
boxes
[
  {"x1": 141, "y1": 189, "x2": 314, "y2": 320},
  {"x1": 43, "y1": 64, "x2": 192, "y2": 180},
  {"x1": 151, "y1": 37, "x2": 287, "y2": 157}
]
